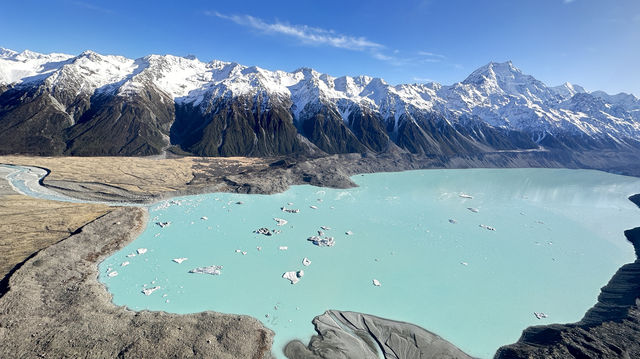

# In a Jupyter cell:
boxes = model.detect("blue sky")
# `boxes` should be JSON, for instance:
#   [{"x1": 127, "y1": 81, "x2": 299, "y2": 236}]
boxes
[{"x1": 1, "y1": 0, "x2": 639, "y2": 95}]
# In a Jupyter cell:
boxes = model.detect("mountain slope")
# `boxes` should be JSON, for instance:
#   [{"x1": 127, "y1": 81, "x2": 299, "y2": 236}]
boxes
[{"x1": 0, "y1": 47, "x2": 638, "y2": 161}]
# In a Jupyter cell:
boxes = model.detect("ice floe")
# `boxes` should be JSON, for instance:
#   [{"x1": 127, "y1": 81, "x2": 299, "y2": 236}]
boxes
[
  {"x1": 254, "y1": 227, "x2": 272, "y2": 236},
  {"x1": 274, "y1": 218, "x2": 288, "y2": 226},
  {"x1": 479, "y1": 224, "x2": 496, "y2": 231},
  {"x1": 141, "y1": 286, "x2": 160, "y2": 295},
  {"x1": 307, "y1": 236, "x2": 335, "y2": 247},
  {"x1": 372, "y1": 279, "x2": 381, "y2": 286},
  {"x1": 172, "y1": 257, "x2": 188, "y2": 264},
  {"x1": 189, "y1": 265, "x2": 223, "y2": 275},
  {"x1": 137, "y1": 248, "x2": 147, "y2": 255},
  {"x1": 283, "y1": 270, "x2": 304, "y2": 284},
  {"x1": 155, "y1": 221, "x2": 171, "y2": 228},
  {"x1": 302, "y1": 257, "x2": 311, "y2": 266}
]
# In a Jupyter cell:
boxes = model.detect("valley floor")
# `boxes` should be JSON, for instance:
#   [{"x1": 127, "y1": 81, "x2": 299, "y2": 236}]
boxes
[{"x1": 1, "y1": 154, "x2": 640, "y2": 358}]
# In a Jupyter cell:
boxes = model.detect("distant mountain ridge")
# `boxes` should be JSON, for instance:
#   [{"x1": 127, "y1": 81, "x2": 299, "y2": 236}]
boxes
[{"x1": 1, "y1": 47, "x2": 639, "y2": 161}]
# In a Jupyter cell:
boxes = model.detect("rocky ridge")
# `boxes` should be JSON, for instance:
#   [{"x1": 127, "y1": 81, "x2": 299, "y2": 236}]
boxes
[{"x1": 1, "y1": 48, "x2": 639, "y2": 164}]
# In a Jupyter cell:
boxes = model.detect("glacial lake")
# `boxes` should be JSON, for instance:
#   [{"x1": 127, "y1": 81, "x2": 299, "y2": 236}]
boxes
[{"x1": 99, "y1": 168, "x2": 640, "y2": 358}]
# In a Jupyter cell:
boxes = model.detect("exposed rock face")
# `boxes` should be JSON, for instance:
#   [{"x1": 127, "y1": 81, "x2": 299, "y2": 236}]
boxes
[
  {"x1": 0, "y1": 207, "x2": 273, "y2": 359},
  {"x1": 494, "y1": 195, "x2": 640, "y2": 359},
  {"x1": 2, "y1": 48, "x2": 640, "y2": 166},
  {"x1": 283, "y1": 310, "x2": 472, "y2": 359}
]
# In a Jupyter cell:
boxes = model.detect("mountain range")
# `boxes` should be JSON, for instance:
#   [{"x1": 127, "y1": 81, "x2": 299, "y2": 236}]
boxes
[{"x1": 1, "y1": 47, "x2": 639, "y2": 164}]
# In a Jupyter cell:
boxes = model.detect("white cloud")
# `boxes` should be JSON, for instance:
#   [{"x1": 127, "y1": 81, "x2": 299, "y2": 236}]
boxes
[
  {"x1": 413, "y1": 77, "x2": 434, "y2": 83},
  {"x1": 418, "y1": 51, "x2": 445, "y2": 59},
  {"x1": 207, "y1": 11, "x2": 450, "y2": 68},
  {"x1": 563, "y1": 0, "x2": 576, "y2": 4},
  {"x1": 207, "y1": 11, "x2": 383, "y2": 52}
]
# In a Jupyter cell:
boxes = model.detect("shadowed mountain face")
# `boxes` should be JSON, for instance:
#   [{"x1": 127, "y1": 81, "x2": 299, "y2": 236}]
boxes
[{"x1": 1, "y1": 48, "x2": 639, "y2": 160}]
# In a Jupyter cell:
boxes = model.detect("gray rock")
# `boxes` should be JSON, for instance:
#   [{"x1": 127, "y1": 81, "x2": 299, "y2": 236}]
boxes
[{"x1": 284, "y1": 310, "x2": 473, "y2": 359}]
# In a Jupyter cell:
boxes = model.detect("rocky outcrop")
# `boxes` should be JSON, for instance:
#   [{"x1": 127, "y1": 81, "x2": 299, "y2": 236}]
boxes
[{"x1": 284, "y1": 310, "x2": 472, "y2": 359}]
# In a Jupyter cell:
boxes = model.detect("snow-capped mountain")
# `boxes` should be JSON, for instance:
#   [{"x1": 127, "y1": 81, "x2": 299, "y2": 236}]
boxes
[{"x1": 0, "y1": 47, "x2": 639, "y2": 159}]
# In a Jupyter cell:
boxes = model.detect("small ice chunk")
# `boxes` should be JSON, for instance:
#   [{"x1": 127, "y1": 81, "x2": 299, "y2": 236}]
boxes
[
  {"x1": 283, "y1": 270, "x2": 304, "y2": 284},
  {"x1": 534, "y1": 312, "x2": 548, "y2": 319},
  {"x1": 302, "y1": 257, "x2": 311, "y2": 266},
  {"x1": 467, "y1": 207, "x2": 479, "y2": 213},
  {"x1": 320, "y1": 226, "x2": 331, "y2": 231},
  {"x1": 479, "y1": 224, "x2": 496, "y2": 231},
  {"x1": 254, "y1": 227, "x2": 272, "y2": 236},
  {"x1": 189, "y1": 265, "x2": 223, "y2": 276},
  {"x1": 461, "y1": 262, "x2": 469, "y2": 266},
  {"x1": 142, "y1": 286, "x2": 160, "y2": 295},
  {"x1": 235, "y1": 249, "x2": 242, "y2": 253},
  {"x1": 307, "y1": 236, "x2": 335, "y2": 247},
  {"x1": 172, "y1": 257, "x2": 188, "y2": 264},
  {"x1": 256, "y1": 246, "x2": 262, "y2": 251},
  {"x1": 279, "y1": 246, "x2": 288, "y2": 251},
  {"x1": 242, "y1": 251, "x2": 247, "y2": 255},
  {"x1": 345, "y1": 230, "x2": 353, "y2": 235},
  {"x1": 121, "y1": 261, "x2": 130, "y2": 267},
  {"x1": 201, "y1": 216, "x2": 208, "y2": 220},
  {"x1": 449, "y1": 219, "x2": 457, "y2": 224},
  {"x1": 156, "y1": 221, "x2": 171, "y2": 228},
  {"x1": 310, "y1": 205, "x2": 318, "y2": 209},
  {"x1": 137, "y1": 248, "x2": 147, "y2": 255},
  {"x1": 274, "y1": 218, "x2": 288, "y2": 226},
  {"x1": 108, "y1": 271, "x2": 118, "y2": 278},
  {"x1": 459, "y1": 193, "x2": 473, "y2": 199},
  {"x1": 126, "y1": 253, "x2": 136, "y2": 258},
  {"x1": 372, "y1": 279, "x2": 381, "y2": 286}
]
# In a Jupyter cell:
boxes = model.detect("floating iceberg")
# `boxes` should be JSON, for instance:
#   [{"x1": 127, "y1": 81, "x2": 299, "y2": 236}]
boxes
[
  {"x1": 137, "y1": 248, "x2": 147, "y2": 255},
  {"x1": 172, "y1": 257, "x2": 188, "y2": 264},
  {"x1": 254, "y1": 227, "x2": 272, "y2": 236},
  {"x1": 155, "y1": 221, "x2": 171, "y2": 228},
  {"x1": 189, "y1": 265, "x2": 223, "y2": 276},
  {"x1": 307, "y1": 236, "x2": 335, "y2": 247},
  {"x1": 467, "y1": 207, "x2": 479, "y2": 213},
  {"x1": 283, "y1": 270, "x2": 304, "y2": 284},
  {"x1": 108, "y1": 271, "x2": 118, "y2": 278},
  {"x1": 372, "y1": 279, "x2": 381, "y2": 286},
  {"x1": 141, "y1": 286, "x2": 160, "y2": 295},
  {"x1": 302, "y1": 257, "x2": 312, "y2": 266},
  {"x1": 479, "y1": 224, "x2": 496, "y2": 231},
  {"x1": 274, "y1": 218, "x2": 288, "y2": 226}
]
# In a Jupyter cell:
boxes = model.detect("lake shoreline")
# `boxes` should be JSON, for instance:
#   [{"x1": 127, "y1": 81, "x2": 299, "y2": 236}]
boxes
[{"x1": 1, "y1": 157, "x2": 640, "y2": 358}]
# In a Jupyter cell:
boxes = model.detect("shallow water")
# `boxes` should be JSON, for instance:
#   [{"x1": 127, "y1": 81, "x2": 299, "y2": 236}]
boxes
[{"x1": 99, "y1": 168, "x2": 640, "y2": 358}]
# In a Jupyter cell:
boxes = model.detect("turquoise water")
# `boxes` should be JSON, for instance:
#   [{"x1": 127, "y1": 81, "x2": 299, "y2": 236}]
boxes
[{"x1": 99, "y1": 168, "x2": 640, "y2": 358}]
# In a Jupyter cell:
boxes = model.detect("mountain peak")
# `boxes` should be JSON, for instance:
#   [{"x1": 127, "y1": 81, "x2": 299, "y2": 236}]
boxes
[{"x1": 463, "y1": 61, "x2": 523, "y2": 85}]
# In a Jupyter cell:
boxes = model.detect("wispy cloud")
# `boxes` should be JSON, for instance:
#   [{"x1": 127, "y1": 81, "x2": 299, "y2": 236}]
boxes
[
  {"x1": 563, "y1": 0, "x2": 576, "y2": 4},
  {"x1": 72, "y1": 1, "x2": 114, "y2": 14},
  {"x1": 206, "y1": 11, "x2": 450, "y2": 68},
  {"x1": 206, "y1": 11, "x2": 383, "y2": 52},
  {"x1": 413, "y1": 77, "x2": 434, "y2": 83},
  {"x1": 417, "y1": 51, "x2": 446, "y2": 63}
]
